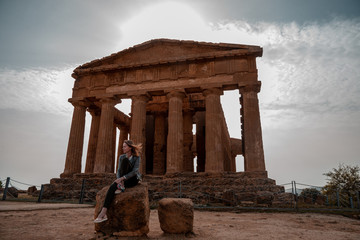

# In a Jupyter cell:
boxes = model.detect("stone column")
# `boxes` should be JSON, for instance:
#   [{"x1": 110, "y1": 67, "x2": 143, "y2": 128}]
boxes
[
  {"x1": 203, "y1": 88, "x2": 224, "y2": 172},
  {"x1": 153, "y1": 112, "x2": 166, "y2": 175},
  {"x1": 239, "y1": 82, "x2": 266, "y2": 172},
  {"x1": 130, "y1": 94, "x2": 149, "y2": 174},
  {"x1": 61, "y1": 100, "x2": 87, "y2": 177},
  {"x1": 111, "y1": 122, "x2": 117, "y2": 173},
  {"x1": 183, "y1": 111, "x2": 194, "y2": 172},
  {"x1": 195, "y1": 111, "x2": 205, "y2": 172},
  {"x1": 84, "y1": 108, "x2": 100, "y2": 173},
  {"x1": 116, "y1": 125, "x2": 129, "y2": 171},
  {"x1": 166, "y1": 91, "x2": 186, "y2": 173},
  {"x1": 93, "y1": 98, "x2": 118, "y2": 173}
]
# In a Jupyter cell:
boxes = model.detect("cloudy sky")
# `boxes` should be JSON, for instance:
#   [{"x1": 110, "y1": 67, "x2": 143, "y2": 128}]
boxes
[{"x1": 0, "y1": 0, "x2": 359, "y2": 190}]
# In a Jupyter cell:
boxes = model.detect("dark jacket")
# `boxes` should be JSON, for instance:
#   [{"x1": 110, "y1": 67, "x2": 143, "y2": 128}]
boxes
[{"x1": 116, "y1": 154, "x2": 140, "y2": 180}]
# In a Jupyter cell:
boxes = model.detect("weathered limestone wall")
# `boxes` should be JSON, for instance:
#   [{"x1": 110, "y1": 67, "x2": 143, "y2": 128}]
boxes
[{"x1": 43, "y1": 172, "x2": 291, "y2": 207}]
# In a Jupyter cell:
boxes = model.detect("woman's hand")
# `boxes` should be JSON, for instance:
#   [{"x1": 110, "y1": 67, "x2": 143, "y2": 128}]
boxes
[{"x1": 114, "y1": 177, "x2": 125, "y2": 184}]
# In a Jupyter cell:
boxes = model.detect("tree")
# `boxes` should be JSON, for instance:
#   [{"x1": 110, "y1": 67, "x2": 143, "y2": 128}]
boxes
[
  {"x1": 300, "y1": 188, "x2": 322, "y2": 198},
  {"x1": 323, "y1": 164, "x2": 360, "y2": 198},
  {"x1": 300, "y1": 188, "x2": 323, "y2": 203}
]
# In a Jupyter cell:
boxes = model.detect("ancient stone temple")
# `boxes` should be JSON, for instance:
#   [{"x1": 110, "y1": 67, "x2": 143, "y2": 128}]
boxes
[
  {"x1": 62, "y1": 39, "x2": 265, "y2": 176},
  {"x1": 44, "y1": 39, "x2": 290, "y2": 206}
]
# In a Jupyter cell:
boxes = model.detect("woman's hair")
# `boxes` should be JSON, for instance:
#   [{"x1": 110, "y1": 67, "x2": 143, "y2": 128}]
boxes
[{"x1": 124, "y1": 140, "x2": 142, "y2": 157}]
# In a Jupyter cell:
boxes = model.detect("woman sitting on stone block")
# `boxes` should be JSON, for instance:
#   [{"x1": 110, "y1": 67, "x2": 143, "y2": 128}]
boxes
[{"x1": 94, "y1": 140, "x2": 142, "y2": 223}]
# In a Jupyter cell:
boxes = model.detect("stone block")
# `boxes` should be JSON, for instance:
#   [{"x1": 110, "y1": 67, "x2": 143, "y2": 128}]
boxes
[
  {"x1": 256, "y1": 191, "x2": 274, "y2": 205},
  {"x1": 222, "y1": 190, "x2": 236, "y2": 206},
  {"x1": 27, "y1": 186, "x2": 37, "y2": 194},
  {"x1": 94, "y1": 182, "x2": 150, "y2": 237},
  {"x1": 272, "y1": 192, "x2": 294, "y2": 207},
  {"x1": 158, "y1": 198, "x2": 193, "y2": 234}
]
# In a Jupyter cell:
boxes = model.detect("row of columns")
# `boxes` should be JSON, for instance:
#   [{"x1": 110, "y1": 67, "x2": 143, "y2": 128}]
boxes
[
  {"x1": 61, "y1": 83, "x2": 265, "y2": 177},
  {"x1": 61, "y1": 98, "x2": 129, "y2": 177}
]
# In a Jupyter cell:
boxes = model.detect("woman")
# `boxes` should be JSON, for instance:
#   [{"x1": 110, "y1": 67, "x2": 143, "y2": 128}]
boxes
[{"x1": 94, "y1": 140, "x2": 142, "y2": 223}]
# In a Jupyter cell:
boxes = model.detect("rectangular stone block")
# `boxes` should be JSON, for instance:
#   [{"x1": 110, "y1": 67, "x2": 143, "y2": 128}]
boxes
[
  {"x1": 94, "y1": 182, "x2": 150, "y2": 237},
  {"x1": 158, "y1": 198, "x2": 194, "y2": 234}
]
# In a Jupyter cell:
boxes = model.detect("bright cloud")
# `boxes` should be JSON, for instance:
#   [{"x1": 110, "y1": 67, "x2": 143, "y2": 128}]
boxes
[
  {"x1": 0, "y1": 66, "x2": 74, "y2": 115},
  {"x1": 254, "y1": 19, "x2": 360, "y2": 129},
  {"x1": 118, "y1": 2, "x2": 210, "y2": 49}
]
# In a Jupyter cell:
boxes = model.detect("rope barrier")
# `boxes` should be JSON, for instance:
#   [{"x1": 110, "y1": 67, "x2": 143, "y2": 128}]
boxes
[
  {"x1": 10, "y1": 178, "x2": 41, "y2": 188},
  {"x1": 279, "y1": 183, "x2": 292, "y2": 186},
  {"x1": 296, "y1": 182, "x2": 323, "y2": 189},
  {"x1": 9, "y1": 182, "x2": 16, "y2": 189}
]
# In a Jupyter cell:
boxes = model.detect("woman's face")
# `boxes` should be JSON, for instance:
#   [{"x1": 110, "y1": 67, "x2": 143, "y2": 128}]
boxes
[{"x1": 122, "y1": 142, "x2": 131, "y2": 154}]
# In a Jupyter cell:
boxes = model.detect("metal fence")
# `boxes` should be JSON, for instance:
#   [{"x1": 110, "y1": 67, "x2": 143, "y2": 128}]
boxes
[{"x1": 1, "y1": 177, "x2": 360, "y2": 211}]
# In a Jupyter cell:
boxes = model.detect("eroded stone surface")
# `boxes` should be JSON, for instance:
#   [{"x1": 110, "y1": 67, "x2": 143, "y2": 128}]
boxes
[
  {"x1": 158, "y1": 198, "x2": 194, "y2": 234},
  {"x1": 94, "y1": 182, "x2": 150, "y2": 236}
]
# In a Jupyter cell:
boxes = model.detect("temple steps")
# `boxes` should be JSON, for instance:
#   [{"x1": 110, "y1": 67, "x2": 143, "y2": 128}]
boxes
[{"x1": 41, "y1": 172, "x2": 291, "y2": 206}]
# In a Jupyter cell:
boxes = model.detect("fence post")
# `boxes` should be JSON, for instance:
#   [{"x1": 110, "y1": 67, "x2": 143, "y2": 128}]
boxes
[
  {"x1": 294, "y1": 181, "x2": 298, "y2": 210},
  {"x1": 291, "y1": 181, "x2": 295, "y2": 208},
  {"x1": 37, "y1": 184, "x2": 44, "y2": 203},
  {"x1": 2, "y1": 177, "x2": 10, "y2": 201},
  {"x1": 357, "y1": 191, "x2": 360, "y2": 209},
  {"x1": 325, "y1": 195, "x2": 329, "y2": 206},
  {"x1": 336, "y1": 190, "x2": 340, "y2": 208},
  {"x1": 349, "y1": 196, "x2": 353, "y2": 209},
  {"x1": 79, "y1": 179, "x2": 86, "y2": 204}
]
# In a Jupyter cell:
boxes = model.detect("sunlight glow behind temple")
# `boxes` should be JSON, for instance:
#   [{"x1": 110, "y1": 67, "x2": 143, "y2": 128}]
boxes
[{"x1": 118, "y1": 2, "x2": 209, "y2": 49}]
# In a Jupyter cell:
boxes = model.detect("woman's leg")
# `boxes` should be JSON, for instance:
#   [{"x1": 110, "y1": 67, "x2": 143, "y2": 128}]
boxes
[
  {"x1": 124, "y1": 176, "x2": 139, "y2": 188},
  {"x1": 96, "y1": 182, "x2": 117, "y2": 221},
  {"x1": 96, "y1": 207, "x2": 108, "y2": 220},
  {"x1": 103, "y1": 182, "x2": 118, "y2": 208}
]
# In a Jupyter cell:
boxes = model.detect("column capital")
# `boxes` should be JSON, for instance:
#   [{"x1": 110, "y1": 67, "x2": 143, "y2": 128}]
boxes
[
  {"x1": 87, "y1": 106, "x2": 101, "y2": 116},
  {"x1": 99, "y1": 97, "x2": 121, "y2": 105},
  {"x1": 131, "y1": 94, "x2": 151, "y2": 103},
  {"x1": 166, "y1": 90, "x2": 186, "y2": 100},
  {"x1": 68, "y1": 98, "x2": 89, "y2": 108},
  {"x1": 202, "y1": 87, "x2": 223, "y2": 97},
  {"x1": 239, "y1": 81, "x2": 261, "y2": 94},
  {"x1": 117, "y1": 124, "x2": 130, "y2": 131}
]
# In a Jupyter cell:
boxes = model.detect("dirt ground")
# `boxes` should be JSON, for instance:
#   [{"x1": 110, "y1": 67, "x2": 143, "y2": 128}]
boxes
[{"x1": 0, "y1": 202, "x2": 360, "y2": 240}]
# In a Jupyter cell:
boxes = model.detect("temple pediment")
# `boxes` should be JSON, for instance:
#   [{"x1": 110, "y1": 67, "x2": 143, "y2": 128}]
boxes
[
  {"x1": 74, "y1": 39, "x2": 262, "y2": 74},
  {"x1": 71, "y1": 39, "x2": 263, "y2": 100}
]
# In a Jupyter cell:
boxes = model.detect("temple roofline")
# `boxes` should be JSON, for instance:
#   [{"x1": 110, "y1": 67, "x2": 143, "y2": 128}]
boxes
[{"x1": 73, "y1": 39, "x2": 262, "y2": 77}]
